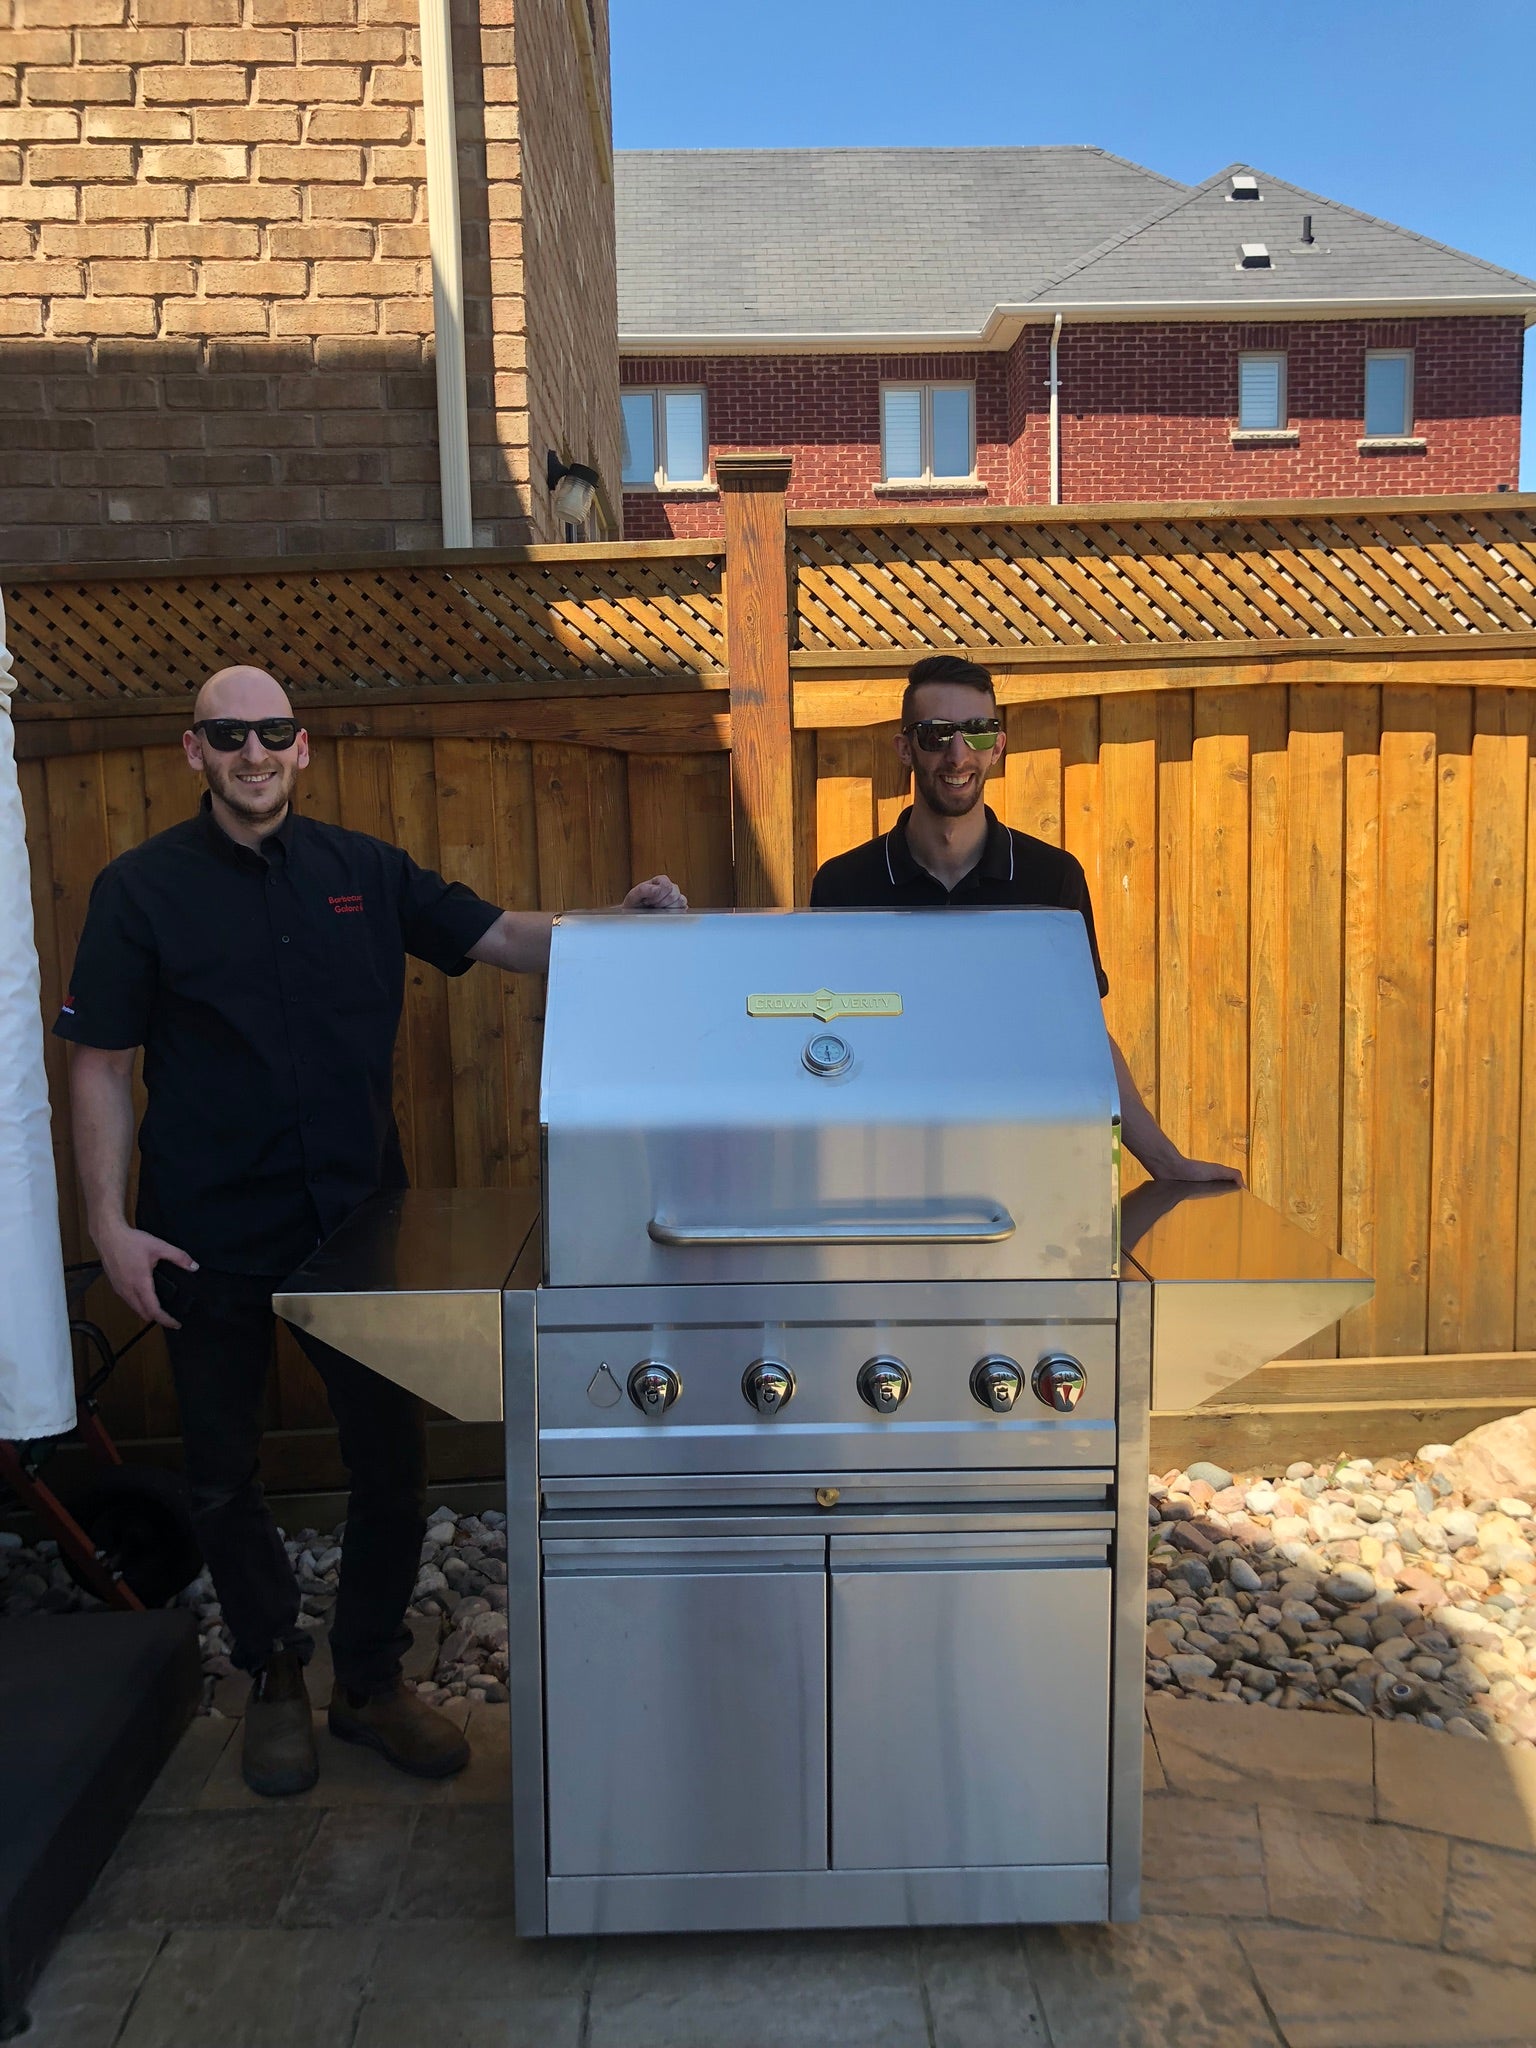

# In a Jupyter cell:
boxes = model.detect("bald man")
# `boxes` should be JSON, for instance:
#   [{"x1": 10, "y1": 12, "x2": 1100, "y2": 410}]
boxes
[{"x1": 57, "y1": 667, "x2": 685, "y2": 1797}]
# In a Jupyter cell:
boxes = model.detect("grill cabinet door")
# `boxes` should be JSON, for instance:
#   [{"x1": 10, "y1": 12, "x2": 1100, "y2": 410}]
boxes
[
  {"x1": 543, "y1": 1535, "x2": 827, "y2": 1877},
  {"x1": 829, "y1": 1534, "x2": 1111, "y2": 1870}
]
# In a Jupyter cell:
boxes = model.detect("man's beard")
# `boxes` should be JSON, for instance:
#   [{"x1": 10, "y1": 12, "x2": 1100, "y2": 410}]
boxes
[
  {"x1": 204, "y1": 755, "x2": 296, "y2": 824},
  {"x1": 911, "y1": 752, "x2": 988, "y2": 818}
]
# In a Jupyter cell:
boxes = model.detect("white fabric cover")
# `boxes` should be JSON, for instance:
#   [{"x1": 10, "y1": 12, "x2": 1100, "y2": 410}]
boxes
[{"x1": 0, "y1": 588, "x2": 75, "y2": 1440}]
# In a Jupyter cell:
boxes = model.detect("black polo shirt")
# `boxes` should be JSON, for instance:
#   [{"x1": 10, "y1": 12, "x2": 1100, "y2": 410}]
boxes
[
  {"x1": 810, "y1": 805, "x2": 1109, "y2": 996},
  {"x1": 54, "y1": 798, "x2": 502, "y2": 1276}
]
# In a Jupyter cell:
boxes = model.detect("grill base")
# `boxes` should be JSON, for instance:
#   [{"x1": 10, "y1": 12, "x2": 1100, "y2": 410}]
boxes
[{"x1": 546, "y1": 1863, "x2": 1111, "y2": 1935}]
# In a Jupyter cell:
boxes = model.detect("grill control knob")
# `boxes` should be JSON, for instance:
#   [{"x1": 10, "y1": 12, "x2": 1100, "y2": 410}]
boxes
[
  {"x1": 971, "y1": 1355, "x2": 1024, "y2": 1413},
  {"x1": 628, "y1": 1360, "x2": 681, "y2": 1419},
  {"x1": 1032, "y1": 1352, "x2": 1087, "y2": 1414},
  {"x1": 857, "y1": 1356, "x2": 911, "y2": 1414},
  {"x1": 743, "y1": 1360, "x2": 795, "y2": 1415}
]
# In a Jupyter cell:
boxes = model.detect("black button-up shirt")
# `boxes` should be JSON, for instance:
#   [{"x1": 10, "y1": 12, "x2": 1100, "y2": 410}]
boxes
[
  {"x1": 54, "y1": 798, "x2": 502, "y2": 1275},
  {"x1": 809, "y1": 805, "x2": 1109, "y2": 996}
]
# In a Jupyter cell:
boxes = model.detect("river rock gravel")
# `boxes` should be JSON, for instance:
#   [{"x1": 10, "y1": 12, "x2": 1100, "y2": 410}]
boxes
[{"x1": 1147, "y1": 1447, "x2": 1536, "y2": 1744}]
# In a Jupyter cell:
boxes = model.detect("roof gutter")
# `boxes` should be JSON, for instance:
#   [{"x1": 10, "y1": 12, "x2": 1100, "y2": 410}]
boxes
[{"x1": 619, "y1": 292, "x2": 1536, "y2": 357}]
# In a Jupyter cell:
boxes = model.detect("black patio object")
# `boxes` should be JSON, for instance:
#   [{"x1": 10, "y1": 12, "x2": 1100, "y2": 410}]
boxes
[{"x1": 0, "y1": 1609, "x2": 200, "y2": 2039}]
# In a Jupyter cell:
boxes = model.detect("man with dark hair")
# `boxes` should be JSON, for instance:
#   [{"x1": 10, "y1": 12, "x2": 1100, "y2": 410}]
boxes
[
  {"x1": 58, "y1": 663, "x2": 687, "y2": 1798},
  {"x1": 811, "y1": 654, "x2": 1240, "y2": 1185}
]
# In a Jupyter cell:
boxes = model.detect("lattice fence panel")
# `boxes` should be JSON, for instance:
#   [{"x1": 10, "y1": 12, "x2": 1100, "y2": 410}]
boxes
[
  {"x1": 6, "y1": 550, "x2": 726, "y2": 711},
  {"x1": 791, "y1": 507, "x2": 1536, "y2": 655}
]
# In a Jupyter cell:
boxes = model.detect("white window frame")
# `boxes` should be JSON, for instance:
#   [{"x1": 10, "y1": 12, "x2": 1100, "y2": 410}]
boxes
[
  {"x1": 620, "y1": 386, "x2": 709, "y2": 490},
  {"x1": 879, "y1": 381, "x2": 977, "y2": 485},
  {"x1": 1237, "y1": 351, "x2": 1288, "y2": 431},
  {"x1": 1363, "y1": 349, "x2": 1414, "y2": 439}
]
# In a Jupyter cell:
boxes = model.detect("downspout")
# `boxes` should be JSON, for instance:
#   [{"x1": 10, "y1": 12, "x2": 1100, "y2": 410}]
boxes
[
  {"x1": 1048, "y1": 312, "x2": 1063, "y2": 506},
  {"x1": 419, "y1": 0, "x2": 474, "y2": 549}
]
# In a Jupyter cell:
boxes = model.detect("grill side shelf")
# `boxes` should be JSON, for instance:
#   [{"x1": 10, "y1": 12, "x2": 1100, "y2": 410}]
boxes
[
  {"x1": 1120, "y1": 1185, "x2": 1373, "y2": 1411},
  {"x1": 272, "y1": 1187, "x2": 537, "y2": 1421}
]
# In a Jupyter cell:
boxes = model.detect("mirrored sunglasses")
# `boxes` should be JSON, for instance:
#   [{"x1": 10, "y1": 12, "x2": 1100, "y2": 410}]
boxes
[
  {"x1": 193, "y1": 717, "x2": 300, "y2": 754},
  {"x1": 903, "y1": 717, "x2": 1002, "y2": 754}
]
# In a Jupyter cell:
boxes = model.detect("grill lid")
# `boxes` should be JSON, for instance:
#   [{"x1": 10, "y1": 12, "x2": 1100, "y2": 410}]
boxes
[{"x1": 540, "y1": 908, "x2": 1118, "y2": 1286}]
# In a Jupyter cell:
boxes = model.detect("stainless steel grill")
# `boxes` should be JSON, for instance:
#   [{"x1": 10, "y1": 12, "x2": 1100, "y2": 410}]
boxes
[{"x1": 278, "y1": 908, "x2": 1371, "y2": 1936}]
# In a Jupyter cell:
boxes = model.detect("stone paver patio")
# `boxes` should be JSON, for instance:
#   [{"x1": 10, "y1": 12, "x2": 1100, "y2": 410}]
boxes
[{"x1": 19, "y1": 1696, "x2": 1536, "y2": 2047}]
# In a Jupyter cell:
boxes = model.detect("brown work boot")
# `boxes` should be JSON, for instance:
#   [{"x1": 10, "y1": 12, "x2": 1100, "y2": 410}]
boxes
[
  {"x1": 327, "y1": 1678, "x2": 471, "y2": 1779},
  {"x1": 241, "y1": 1648, "x2": 318, "y2": 1797}
]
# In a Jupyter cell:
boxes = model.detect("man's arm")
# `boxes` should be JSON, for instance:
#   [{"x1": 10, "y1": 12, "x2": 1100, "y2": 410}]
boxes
[
  {"x1": 1109, "y1": 1036, "x2": 1243, "y2": 1185},
  {"x1": 466, "y1": 875, "x2": 688, "y2": 975},
  {"x1": 70, "y1": 1045, "x2": 198, "y2": 1327}
]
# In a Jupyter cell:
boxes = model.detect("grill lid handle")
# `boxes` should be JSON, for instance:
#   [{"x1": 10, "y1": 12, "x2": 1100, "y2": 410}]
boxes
[{"x1": 647, "y1": 1203, "x2": 1015, "y2": 1247}]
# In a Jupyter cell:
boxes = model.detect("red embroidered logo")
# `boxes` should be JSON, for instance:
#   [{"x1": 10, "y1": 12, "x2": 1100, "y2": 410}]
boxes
[{"x1": 329, "y1": 894, "x2": 364, "y2": 915}]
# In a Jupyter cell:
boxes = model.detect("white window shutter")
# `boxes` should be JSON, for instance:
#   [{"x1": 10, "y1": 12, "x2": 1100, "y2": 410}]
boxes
[
  {"x1": 1238, "y1": 356, "x2": 1284, "y2": 431},
  {"x1": 662, "y1": 391, "x2": 707, "y2": 482},
  {"x1": 1365, "y1": 354, "x2": 1411, "y2": 438},
  {"x1": 882, "y1": 388, "x2": 923, "y2": 480}
]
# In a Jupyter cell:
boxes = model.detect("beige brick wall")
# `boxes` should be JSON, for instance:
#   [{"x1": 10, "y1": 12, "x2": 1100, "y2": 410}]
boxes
[
  {"x1": 457, "y1": 0, "x2": 616, "y2": 546},
  {"x1": 515, "y1": 0, "x2": 617, "y2": 537},
  {"x1": 0, "y1": 0, "x2": 618, "y2": 566}
]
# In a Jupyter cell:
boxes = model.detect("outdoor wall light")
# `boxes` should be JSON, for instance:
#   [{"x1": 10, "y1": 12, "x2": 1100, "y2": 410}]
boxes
[{"x1": 547, "y1": 453, "x2": 601, "y2": 527}]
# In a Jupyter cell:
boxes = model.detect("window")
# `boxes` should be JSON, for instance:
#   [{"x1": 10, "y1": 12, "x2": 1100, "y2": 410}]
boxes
[
  {"x1": 621, "y1": 388, "x2": 708, "y2": 488},
  {"x1": 880, "y1": 383, "x2": 975, "y2": 484},
  {"x1": 1238, "y1": 353, "x2": 1287, "y2": 431},
  {"x1": 1364, "y1": 350, "x2": 1413, "y2": 438}
]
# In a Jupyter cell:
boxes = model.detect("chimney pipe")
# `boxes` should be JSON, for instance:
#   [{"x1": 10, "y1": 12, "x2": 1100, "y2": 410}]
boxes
[{"x1": 1301, "y1": 214, "x2": 1314, "y2": 245}]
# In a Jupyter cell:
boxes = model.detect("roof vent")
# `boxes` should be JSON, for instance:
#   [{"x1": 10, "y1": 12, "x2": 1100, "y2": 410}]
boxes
[
  {"x1": 1229, "y1": 174, "x2": 1260, "y2": 200},
  {"x1": 1239, "y1": 243, "x2": 1272, "y2": 269}
]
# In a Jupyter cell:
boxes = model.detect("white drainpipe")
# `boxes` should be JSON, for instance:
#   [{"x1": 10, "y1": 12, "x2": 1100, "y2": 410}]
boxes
[
  {"x1": 1048, "y1": 312, "x2": 1063, "y2": 506},
  {"x1": 419, "y1": 0, "x2": 474, "y2": 549}
]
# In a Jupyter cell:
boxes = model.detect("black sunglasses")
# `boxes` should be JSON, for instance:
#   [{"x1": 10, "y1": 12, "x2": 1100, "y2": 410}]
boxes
[
  {"x1": 903, "y1": 717, "x2": 1003, "y2": 754},
  {"x1": 192, "y1": 717, "x2": 301, "y2": 754}
]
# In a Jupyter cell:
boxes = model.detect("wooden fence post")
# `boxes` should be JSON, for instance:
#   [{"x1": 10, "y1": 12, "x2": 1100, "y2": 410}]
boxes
[{"x1": 717, "y1": 452, "x2": 795, "y2": 907}]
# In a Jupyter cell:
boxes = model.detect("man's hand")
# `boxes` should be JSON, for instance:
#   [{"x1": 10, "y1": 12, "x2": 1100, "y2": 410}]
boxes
[
  {"x1": 96, "y1": 1221, "x2": 198, "y2": 1328},
  {"x1": 622, "y1": 874, "x2": 687, "y2": 911},
  {"x1": 1151, "y1": 1153, "x2": 1245, "y2": 1187}
]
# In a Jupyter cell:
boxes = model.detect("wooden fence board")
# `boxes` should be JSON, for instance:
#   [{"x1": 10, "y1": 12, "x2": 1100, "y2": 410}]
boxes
[
  {"x1": 1002, "y1": 703, "x2": 1062, "y2": 846},
  {"x1": 1370, "y1": 691, "x2": 1439, "y2": 1356},
  {"x1": 1098, "y1": 695, "x2": 1157, "y2": 1194},
  {"x1": 1059, "y1": 699, "x2": 1102, "y2": 921},
  {"x1": 1154, "y1": 692, "x2": 1194, "y2": 1159},
  {"x1": 1188, "y1": 693, "x2": 1250, "y2": 1172},
  {"x1": 435, "y1": 738, "x2": 512, "y2": 1191},
  {"x1": 1429, "y1": 693, "x2": 1475, "y2": 1353},
  {"x1": 1282, "y1": 687, "x2": 1348, "y2": 1357},
  {"x1": 1337, "y1": 689, "x2": 1382, "y2": 1356},
  {"x1": 1246, "y1": 687, "x2": 1289, "y2": 1213},
  {"x1": 872, "y1": 723, "x2": 910, "y2": 836},
  {"x1": 490, "y1": 738, "x2": 543, "y2": 1189},
  {"x1": 1462, "y1": 691, "x2": 1528, "y2": 1350},
  {"x1": 1520, "y1": 724, "x2": 1536, "y2": 1351},
  {"x1": 814, "y1": 730, "x2": 876, "y2": 868},
  {"x1": 628, "y1": 752, "x2": 735, "y2": 911}
]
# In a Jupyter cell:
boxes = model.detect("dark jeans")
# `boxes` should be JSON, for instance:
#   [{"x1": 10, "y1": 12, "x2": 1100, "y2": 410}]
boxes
[{"x1": 156, "y1": 1264, "x2": 426, "y2": 1695}]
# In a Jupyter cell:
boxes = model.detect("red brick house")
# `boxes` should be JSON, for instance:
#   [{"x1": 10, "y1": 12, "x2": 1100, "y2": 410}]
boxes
[{"x1": 616, "y1": 150, "x2": 1535, "y2": 537}]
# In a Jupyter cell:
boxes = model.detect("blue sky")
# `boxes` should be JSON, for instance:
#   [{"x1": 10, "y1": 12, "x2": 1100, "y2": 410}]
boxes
[{"x1": 612, "y1": 0, "x2": 1536, "y2": 488}]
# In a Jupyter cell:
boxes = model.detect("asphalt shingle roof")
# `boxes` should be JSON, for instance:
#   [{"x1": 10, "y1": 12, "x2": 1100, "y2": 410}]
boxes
[
  {"x1": 615, "y1": 147, "x2": 1182, "y2": 341},
  {"x1": 615, "y1": 149, "x2": 1536, "y2": 344}
]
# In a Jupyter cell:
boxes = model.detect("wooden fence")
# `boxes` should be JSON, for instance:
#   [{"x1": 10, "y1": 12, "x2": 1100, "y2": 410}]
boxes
[{"x1": 10, "y1": 472, "x2": 1536, "y2": 1478}]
